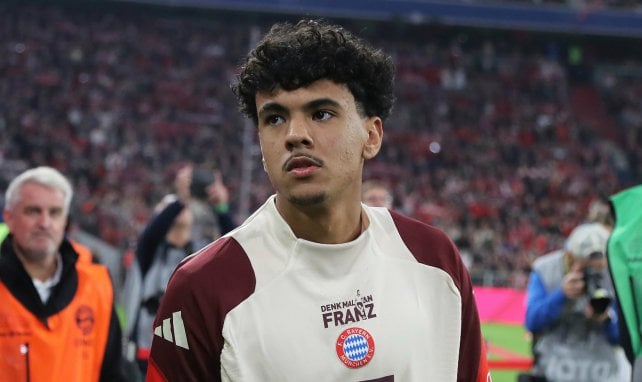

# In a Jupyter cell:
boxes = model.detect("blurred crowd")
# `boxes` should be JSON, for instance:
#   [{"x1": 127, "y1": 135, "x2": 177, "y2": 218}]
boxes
[
  {"x1": 1, "y1": 3, "x2": 640, "y2": 289},
  {"x1": 482, "y1": 0, "x2": 642, "y2": 11}
]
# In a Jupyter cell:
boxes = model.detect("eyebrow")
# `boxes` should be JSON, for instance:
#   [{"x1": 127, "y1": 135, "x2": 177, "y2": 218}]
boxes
[
  {"x1": 258, "y1": 102, "x2": 287, "y2": 116},
  {"x1": 258, "y1": 98, "x2": 342, "y2": 116},
  {"x1": 304, "y1": 98, "x2": 342, "y2": 112}
]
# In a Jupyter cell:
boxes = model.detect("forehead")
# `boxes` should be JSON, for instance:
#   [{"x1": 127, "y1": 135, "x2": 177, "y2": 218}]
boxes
[
  {"x1": 255, "y1": 80, "x2": 355, "y2": 111},
  {"x1": 364, "y1": 187, "x2": 389, "y2": 195},
  {"x1": 16, "y1": 182, "x2": 65, "y2": 207},
  {"x1": 575, "y1": 255, "x2": 606, "y2": 268}
]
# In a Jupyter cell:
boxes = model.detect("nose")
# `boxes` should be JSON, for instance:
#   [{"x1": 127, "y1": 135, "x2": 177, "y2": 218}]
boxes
[
  {"x1": 36, "y1": 211, "x2": 53, "y2": 228},
  {"x1": 285, "y1": 115, "x2": 313, "y2": 150}
]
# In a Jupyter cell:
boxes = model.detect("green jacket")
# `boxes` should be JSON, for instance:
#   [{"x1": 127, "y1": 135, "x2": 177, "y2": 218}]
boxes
[
  {"x1": 608, "y1": 184, "x2": 642, "y2": 362},
  {"x1": 0, "y1": 223, "x2": 8, "y2": 242}
]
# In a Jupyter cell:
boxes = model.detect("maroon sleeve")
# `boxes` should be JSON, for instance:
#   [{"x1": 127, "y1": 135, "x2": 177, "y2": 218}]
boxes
[
  {"x1": 146, "y1": 237, "x2": 255, "y2": 382},
  {"x1": 389, "y1": 211, "x2": 489, "y2": 382}
]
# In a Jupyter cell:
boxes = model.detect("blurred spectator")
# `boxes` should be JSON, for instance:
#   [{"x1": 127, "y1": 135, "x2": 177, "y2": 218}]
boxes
[
  {"x1": 121, "y1": 164, "x2": 234, "y2": 376},
  {"x1": 524, "y1": 223, "x2": 630, "y2": 381},
  {"x1": 362, "y1": 179, "x2": 394, "y2": 208},
  {"x1": 587, "y1": 197, "x2": 615, "y2": 229},
  {"x1": 189, "y1": 167, "x2": 236, "y2": 250}
]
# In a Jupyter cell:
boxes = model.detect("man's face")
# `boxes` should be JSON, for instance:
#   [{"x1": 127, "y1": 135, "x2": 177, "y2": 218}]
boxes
[
  {"x1": 166, "y1": 208, "x2": 193, "y2": 248},
  {"x1": 586, "y1": 255, "x2": 607, "y2": 272},
  {"x1": 573, "y1": 251, "x2": 608, "y2": 271},
  {"x1": 3, "y1": 182, "x2": 67, "y2": 262},
  {"x1": 363, "y1": 187, "x2": 393, "y2": 208},
  {"x1": 255, "y1": 80, "x2": 382, "y2": 207}
]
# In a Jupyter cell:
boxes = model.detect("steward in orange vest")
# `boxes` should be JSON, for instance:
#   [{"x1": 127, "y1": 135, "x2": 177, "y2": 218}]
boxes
[{"x1": 0, "y1": 235, "x2": 126, "y2": 381}]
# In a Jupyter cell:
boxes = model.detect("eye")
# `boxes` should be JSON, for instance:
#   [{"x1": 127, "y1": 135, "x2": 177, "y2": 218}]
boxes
[
  {"x1": 50, "y1": 208, "x2": 64, "y2": 218},
  {"x1": 263, "y1": 114, "x2": 285, "y2": 126},
  {"x1": 312, "y1": 110, "x2": 333, "y2": 121},
  {"x1": 24, "y1": 207, "x2": 40, "y2": 216}
]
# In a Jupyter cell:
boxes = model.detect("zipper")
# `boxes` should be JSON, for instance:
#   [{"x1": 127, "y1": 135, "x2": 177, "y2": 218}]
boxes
[
  {"x1": 630, "y1": 276, "x2": 641, "y2": 344},
  {"x1": 20, "y1": 342, "x2": 30, "y2": 382}
]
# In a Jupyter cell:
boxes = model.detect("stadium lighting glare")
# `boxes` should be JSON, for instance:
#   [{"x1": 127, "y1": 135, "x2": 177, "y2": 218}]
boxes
[{"x1": 429, "y1": 141, "x2": 441, "y2": 154}]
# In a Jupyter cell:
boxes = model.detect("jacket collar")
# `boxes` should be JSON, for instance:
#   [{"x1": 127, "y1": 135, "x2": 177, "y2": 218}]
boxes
[{"x1": 0, "y1": 235, "x2": 79, "y2": 325}]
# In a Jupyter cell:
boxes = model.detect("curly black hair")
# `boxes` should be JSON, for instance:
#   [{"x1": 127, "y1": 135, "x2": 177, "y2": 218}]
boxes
[{"x1": 232, "y1": 19, "x2": 395, "y2": 125}]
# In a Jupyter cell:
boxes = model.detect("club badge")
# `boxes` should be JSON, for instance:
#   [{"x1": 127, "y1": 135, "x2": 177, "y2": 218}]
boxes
[{"x1": 335, "y1": 327, "x2": 375, "y2": 369}]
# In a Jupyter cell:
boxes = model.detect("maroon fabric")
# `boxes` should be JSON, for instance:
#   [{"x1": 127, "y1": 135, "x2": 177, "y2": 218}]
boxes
[
  {"x1": 148, "y1": 237, "x2": 255, "y2": 381},
  {"x1": 389, "y1": 210, "x2": 485, "y2": 382}
]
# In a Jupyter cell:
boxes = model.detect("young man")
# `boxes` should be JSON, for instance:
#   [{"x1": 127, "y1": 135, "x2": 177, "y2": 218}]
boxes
[
  {"x1": 0, "y1": 166, "x2": 126, "y2": 381},
  {"x1": 147, "y1": 19, "x2": 490, "y2": 381}
]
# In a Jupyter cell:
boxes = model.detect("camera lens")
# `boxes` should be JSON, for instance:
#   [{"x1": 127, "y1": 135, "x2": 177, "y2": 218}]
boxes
[
  {"x1": 584, "y1": 268, "x2": 611, "y2": 314},
  {"x1": 590, "y1": 290, "x2": 611, "y2": 314},
  {"x1": 191, "y1": 168, "x2": 214, "y2": 200}
]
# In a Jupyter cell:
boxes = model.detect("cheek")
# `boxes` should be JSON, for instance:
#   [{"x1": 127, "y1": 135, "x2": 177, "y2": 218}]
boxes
[
  {"x1": 259, "y1": 135, "x2": 277, "y2": 160},
  {"x1": 338, "y1": 145, "x2": 355, "y2": 162},
  {"x1": 177, "y1": 232, "x2": 191, "y2": 246},
  {"x1": 53, "y1": 221, "x2": 68, "y2": 236},
  {"x1": 335, "y1": 130, "x2": 366, "y2": 161},
  {"x1": 260, "y1": 142, "x2": 283, "y2": 173},
  {"x1": 167, "y1": 229, "x2": 190, "y2": 247},
  {"x1": 591, "y1": 258, "x2": 608, "y2": 270}
]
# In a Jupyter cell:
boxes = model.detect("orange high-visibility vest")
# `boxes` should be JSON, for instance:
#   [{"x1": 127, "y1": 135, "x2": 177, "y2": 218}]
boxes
[
  {"x1": 0, "y1": 261, "x2": 113, "y2": 381},
  {"x1": 70, "y1": 239, "x2": 94, "y2": 264}
]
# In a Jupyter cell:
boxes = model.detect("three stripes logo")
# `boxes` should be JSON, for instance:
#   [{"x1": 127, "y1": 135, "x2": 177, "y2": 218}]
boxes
[{"x1": 154, "y1": 311, "x2": 190, "y2": 350}]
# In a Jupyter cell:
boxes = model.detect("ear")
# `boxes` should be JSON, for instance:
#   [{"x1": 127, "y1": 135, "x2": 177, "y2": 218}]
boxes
[
  {"x1": 257, "y1": 140, "x2": 268, "y2": 172},
  {"x1": 3, "y1": 209, "x2": 12, "y2": 231},
  {"x1": 363, "y1": 117, "x2": 383, "y2": 160}
]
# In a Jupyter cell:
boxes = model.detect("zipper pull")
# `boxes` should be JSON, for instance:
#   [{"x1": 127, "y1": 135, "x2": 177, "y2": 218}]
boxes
[{"x1": 21, "y1": 342, "x2": 30, "y2": 382}]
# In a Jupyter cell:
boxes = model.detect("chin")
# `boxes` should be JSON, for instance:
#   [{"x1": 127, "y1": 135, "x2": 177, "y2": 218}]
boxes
[
  {"x1": 22, "y1": 247, "x2": 56, "y2": 262},
  {"x1": 287, "y1": 192, "x2": 326, "y2": 207}
]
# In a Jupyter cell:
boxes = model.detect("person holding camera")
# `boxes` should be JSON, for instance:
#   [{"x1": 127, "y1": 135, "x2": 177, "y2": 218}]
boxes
[
  {"x1": 122, "y1": 164, "x2": 235, "y2": 378},
  {"x1": 524, "y1": 222, "x2": 630, "y2": 382},
  {"x1": 188, "y1": 167, "x2": 236, "y2": 251}
]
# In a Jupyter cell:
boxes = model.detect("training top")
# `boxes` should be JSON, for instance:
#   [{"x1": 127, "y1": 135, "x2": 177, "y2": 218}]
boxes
[{"x1": 147, "y1": 195, "x2": 490, "y2": 382}]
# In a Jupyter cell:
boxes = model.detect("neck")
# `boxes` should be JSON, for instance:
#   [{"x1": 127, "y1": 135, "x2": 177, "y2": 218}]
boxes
[
  {"x1": 277, "y1": 197, "x2": 368, "y2": 244},
  {"x1": 14, "y1": 244, "x2": 59, "y2": 282}
]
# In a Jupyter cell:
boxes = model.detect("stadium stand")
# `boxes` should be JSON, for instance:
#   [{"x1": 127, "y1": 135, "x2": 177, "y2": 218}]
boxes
[{"x1": 1, "y1": 2, "x2": 640, "y2": 290}]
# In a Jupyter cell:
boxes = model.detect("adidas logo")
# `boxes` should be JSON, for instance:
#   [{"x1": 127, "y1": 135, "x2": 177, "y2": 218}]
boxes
[{"x1": 154, "y1": 311, "x2": 189, "y2": 350}]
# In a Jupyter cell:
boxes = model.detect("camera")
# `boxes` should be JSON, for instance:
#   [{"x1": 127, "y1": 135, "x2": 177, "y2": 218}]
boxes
[
  {"x1": 190, "y1": 168, "x2": 214, "y2": 200},
  {"x1": 583, "y1": 267, "x2": 612, "y2": 314}
]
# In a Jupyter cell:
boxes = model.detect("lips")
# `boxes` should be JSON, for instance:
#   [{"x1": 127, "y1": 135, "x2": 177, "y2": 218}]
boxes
[
  {"x1": 284, "y1": 155, "x2": 322, "y2": 172},
  {"x1": 31, "y1": 230, "x2": 52, "y2": 239}
]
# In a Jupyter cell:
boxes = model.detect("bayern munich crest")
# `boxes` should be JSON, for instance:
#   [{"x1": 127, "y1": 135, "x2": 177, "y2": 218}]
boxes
[{"x1": 335, "y1": 327, "x2": 375, "y2": 368}]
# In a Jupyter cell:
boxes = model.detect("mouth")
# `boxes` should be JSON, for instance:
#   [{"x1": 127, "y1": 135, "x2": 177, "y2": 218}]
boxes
[
  {"x1": 31, "y1": 231, "x2": 53, "y2": 241},
  {"x1": 284, "y1": 154, "x2": 323, "y2": 177}
]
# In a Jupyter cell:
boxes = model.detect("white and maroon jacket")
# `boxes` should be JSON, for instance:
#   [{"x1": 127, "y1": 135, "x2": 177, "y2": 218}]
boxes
[{"x1": 147, "y1": 195, "x2": 490, "y2": 382}]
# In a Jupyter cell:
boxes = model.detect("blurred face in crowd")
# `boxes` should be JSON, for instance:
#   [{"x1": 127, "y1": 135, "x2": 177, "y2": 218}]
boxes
[
  {"x1": 256, "y1": 79, "x2": 382, "y2": 208},
  {"x1": 362, "y1": 185, "x2": 393, "y2": 208},
  {"x1": 572, "y1": 252, "x2": 608, "y2": 273},
  {"x1": 165, "y1": 208, "x2": 193, "y2": 248},
  {"x1": 3, "y1": 182, "x2": 67, "y2": 263}
]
